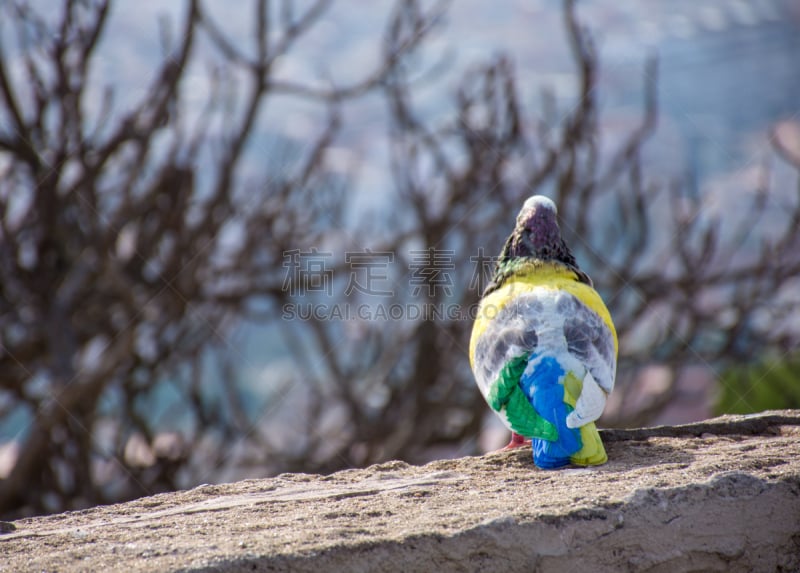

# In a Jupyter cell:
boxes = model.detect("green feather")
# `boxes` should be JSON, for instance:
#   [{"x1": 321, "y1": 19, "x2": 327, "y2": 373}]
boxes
[{"x1": 487, "y1": 353, "x2": 558, "y2": 441}]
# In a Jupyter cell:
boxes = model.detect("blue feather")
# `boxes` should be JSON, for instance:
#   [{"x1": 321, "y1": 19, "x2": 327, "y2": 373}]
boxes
[{"x1": 519, "y1": 355, "x2": 582, "y2": 468}]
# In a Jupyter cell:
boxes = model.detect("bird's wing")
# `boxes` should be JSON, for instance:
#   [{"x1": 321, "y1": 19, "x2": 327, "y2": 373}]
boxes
[
  {"x1": 559, "y1": 293, "x2": 617, "y2": 428},
  {"x1": 565, "y1": 370, "x2": 606, "y2": 429},
  {"x1": 471, "y1": 291, "x2": 562, "y2": 439},
  {"x1": 471, "y1": 293, "x2": 543, "y2": 399},
  {"x1": 487, "y1": 352, "x2": 558, "y2": 440}
]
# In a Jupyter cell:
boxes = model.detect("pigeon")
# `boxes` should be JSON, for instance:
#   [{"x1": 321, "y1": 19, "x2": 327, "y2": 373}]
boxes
[{"x1": 469, "y1": 195, "x2": 617, "y2": 468}]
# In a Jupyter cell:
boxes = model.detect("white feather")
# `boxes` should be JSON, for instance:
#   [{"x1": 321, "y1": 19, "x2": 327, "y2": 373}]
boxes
[
  {"x1": 566, "y1": 371, "x2": 607, "y2": 428},
  {"x1": 522, "y1": 195, "x2": 557, "y2": 213}
]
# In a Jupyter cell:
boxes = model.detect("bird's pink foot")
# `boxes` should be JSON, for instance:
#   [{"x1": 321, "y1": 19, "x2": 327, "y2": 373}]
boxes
[{"x1": 499, "y1": 432, "x2": 531, "y2": 451}]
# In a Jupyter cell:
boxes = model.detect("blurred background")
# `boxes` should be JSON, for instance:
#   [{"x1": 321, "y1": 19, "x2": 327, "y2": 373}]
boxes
[{"x1": 1, "y1": 0, "x2": 799, "y2": 517}]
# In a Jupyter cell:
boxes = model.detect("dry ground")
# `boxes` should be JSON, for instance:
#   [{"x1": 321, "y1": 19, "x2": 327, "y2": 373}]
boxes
[{"x1": 1, "y1": 411, "x2": 799, "y2": 572}]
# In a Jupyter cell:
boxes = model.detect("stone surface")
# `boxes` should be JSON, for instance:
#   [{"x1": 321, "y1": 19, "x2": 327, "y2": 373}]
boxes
[{"x1": 1, "y1": 411, "x2": 799, "y2": 572}]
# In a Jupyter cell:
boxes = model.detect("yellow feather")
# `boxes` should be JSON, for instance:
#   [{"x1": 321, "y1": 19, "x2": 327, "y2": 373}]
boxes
[
  {"x1": 571, "y1": 423, "x2": 608, "y2": 466},
  {"x1": 470, "y1": 261, "x2": 617, "y2": 366}
]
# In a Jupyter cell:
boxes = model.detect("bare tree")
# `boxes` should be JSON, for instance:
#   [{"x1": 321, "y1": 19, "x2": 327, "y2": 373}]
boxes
[
  {"x1": 0, "y1": 0, "x2": 441, "y2": 516},
  {"x1": 1, "y1": 0, "x2": 799, "y2": 518},
  {"x1": 255, "y1": 0, "x2": 800, "y2": 472}
]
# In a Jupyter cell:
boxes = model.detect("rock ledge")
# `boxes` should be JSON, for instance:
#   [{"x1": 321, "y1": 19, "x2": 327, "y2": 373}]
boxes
[{"x1": 2, "y1": 411, "x2": 799, "y2": 572}]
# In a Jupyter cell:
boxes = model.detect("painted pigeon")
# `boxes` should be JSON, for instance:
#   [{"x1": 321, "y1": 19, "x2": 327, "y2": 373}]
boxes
[{"x1": 469, "y1": 195, "x2": 617, "y2": 468}]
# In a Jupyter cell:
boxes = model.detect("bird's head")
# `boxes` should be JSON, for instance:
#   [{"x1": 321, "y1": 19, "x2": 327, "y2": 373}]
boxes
[
  {"x1": 509, "y1": 195, "x2": 563, "y2": 260},
  {"x1": 484, "y1": 195, "x2": 592, "y2": 294}
]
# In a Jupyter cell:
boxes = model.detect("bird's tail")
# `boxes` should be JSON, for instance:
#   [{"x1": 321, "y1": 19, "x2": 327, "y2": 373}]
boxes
[
  {"x1": 520, "y1": 356, "x2": 582, "y2": 469},
  {"x1": 524, "y1": 362, "x2": 607, "y2": 468},
  {"x1": 569, "y1": 422, "x2": 607, "y2": 466},
  {"x1": 563, "y1": 372, "x2": 607, "y2": 466},
  {"x1": 531, "y1": 433, "x2": 580, "y2": 469}
]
